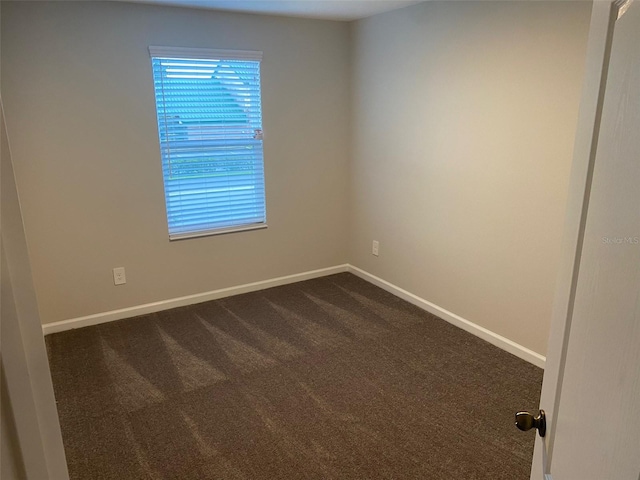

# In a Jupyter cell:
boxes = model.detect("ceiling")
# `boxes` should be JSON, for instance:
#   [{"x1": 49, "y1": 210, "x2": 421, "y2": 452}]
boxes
[{"x1": 121, "y1": 0, "x2": 428, "y2": 21}]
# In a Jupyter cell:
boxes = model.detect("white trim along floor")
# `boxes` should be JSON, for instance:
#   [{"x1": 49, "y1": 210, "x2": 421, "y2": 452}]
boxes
[{"x1": 42, "y1": 264, "x2": 545, "y2": 369}]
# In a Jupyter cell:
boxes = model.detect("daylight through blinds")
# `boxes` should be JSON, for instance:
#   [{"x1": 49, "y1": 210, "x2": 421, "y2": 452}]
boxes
[{"x1": 149, "y1": 47, "x2": 266, "y2": 239}]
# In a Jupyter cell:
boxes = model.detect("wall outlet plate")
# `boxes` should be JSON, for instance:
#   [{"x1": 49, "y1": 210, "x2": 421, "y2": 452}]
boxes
[{"x1": 113, "y1": 267, "x2": 126, "y2": 285}]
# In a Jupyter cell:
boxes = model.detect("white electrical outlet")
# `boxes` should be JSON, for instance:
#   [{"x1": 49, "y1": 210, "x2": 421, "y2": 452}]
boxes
[
  {"x1": 113, "y1": 267, "x2": 126, "y2": 285},
  {"x1": 372, "y1": 240, "x2": 379, "y2": 256}
]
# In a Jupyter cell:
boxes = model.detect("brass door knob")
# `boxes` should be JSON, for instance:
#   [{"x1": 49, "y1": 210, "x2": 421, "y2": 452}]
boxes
[{"x1": 515, "y1": 409, "x2": 546, "y2": 437}]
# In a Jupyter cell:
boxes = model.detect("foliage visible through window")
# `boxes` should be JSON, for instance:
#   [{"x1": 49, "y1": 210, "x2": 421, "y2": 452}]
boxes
[{"x1": 149, "y1": 47, "x2": 266, "y2": 239}]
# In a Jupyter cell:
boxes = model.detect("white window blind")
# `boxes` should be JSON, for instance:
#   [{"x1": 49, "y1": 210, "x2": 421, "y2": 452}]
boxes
[{"x1": 149, "y1": 46, "x2": 266, "y2": 240}]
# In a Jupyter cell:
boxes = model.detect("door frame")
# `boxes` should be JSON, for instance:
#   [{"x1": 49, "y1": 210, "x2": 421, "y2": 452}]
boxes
[
  {"x1": 1, "y1": 98, "x2": 70, "y2": 479},
  {"x1": 530, "y1": 1, "x2": 624, "y2": 478}
]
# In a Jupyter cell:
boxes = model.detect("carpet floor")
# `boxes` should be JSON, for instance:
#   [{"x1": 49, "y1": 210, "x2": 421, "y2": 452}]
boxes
[{"x1": 46, "y1": 273, "x2": 542, "y2": 479}]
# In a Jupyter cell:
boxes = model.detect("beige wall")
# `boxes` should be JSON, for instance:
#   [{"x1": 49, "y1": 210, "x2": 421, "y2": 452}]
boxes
[
  {"x1": 1, "y1": 1, "x2": 351, "y2": 324},
  {"x1": 349, "y1": 1, "x2": 591, "y2": 355},
  {"x1": 2, "y1": 1, "x2": 592, "y2": 358}
]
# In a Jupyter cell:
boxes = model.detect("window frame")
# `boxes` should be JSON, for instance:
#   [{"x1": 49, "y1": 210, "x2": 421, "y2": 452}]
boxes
[{"x1": 148, "y1": 46, "x2": 267, "y2": 241}]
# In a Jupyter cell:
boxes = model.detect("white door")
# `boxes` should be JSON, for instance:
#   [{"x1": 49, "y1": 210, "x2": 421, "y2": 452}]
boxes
[{"x1": 531, "y1": 1, "x2": 640, "y2": 479}]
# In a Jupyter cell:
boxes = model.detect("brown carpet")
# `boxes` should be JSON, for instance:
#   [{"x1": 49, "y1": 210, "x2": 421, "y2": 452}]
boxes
[{"x1": 46, "y1": 273, "x2": 542, "y2": 480}]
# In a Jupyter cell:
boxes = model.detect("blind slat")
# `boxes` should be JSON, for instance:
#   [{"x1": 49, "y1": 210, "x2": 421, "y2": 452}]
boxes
[{"x1": 150, "y1": 52, "x2": 266, "y2": 237}]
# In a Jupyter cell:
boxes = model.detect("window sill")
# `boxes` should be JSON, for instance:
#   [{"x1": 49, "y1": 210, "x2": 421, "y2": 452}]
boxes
[{"x1": 169, "y1": 223, "x2": 268, "y2": 241}]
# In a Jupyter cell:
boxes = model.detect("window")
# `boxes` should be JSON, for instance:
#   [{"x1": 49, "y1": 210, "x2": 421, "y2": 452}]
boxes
[{"x1": 149, "y1": 46, "x2": 266, "y2": 240}]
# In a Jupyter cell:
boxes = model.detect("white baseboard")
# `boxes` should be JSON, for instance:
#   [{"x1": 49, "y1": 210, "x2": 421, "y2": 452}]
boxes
[
  {"x1": 347, "y1": 265, "x2": 546, "y2": 369},
  {"x1": 41, "y1": 265, "x2": 349, "y2": 336},
  {"x1": 42, "y1": 263, "x2": 546, "y2": 368}
]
